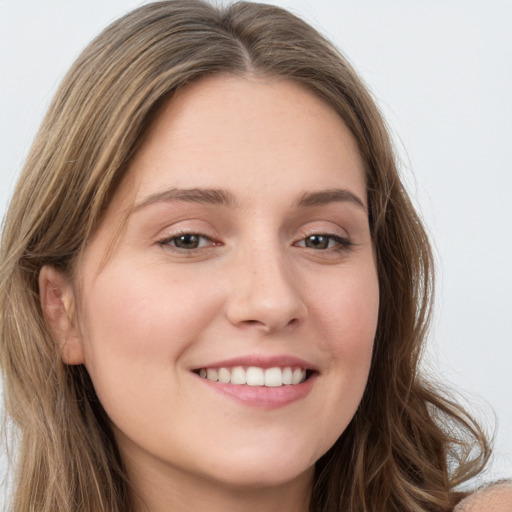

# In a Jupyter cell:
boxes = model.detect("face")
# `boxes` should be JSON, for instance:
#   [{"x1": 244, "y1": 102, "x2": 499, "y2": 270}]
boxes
[{"x1": 69, "y1": 76, "x2": 379, "y2": 494}]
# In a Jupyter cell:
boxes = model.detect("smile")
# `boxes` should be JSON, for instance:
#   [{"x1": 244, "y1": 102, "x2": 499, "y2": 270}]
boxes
[{"x1": 196, "y1": 366, "x2": 308, "y2": 387}]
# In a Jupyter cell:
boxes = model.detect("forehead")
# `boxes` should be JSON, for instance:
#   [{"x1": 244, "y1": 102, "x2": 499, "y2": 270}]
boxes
[{"x1": 117, "y1": 74, "x2": 366, "y2": 210}]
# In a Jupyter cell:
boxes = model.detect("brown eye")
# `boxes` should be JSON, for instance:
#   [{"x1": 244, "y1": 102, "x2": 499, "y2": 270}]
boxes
[
  {"x1": 173, "y1": 234, "x2": 202, "y2": 249},
  {"x1": 158, "y1": 233, "x2": 213, "y2": 251},
  {"x1": 304, "y1": 235, "x2": 329, "y2": 249},
  {"x1": 297, "y1": 234, "x2": 353, "y2": 251}
]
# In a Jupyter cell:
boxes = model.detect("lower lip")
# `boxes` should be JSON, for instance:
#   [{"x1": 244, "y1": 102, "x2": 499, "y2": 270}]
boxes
[{"x1": 196, "y1": 373, "x2": 317, "y2": 408}]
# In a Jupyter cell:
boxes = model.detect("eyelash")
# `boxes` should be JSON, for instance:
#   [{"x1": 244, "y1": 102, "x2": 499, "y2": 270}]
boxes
[
  {"x1": 157, "y1": 231, "x2": 216, "y2": 251},
  {"x1": 156, "y1": 231, "x2": 353, "y2": 253},
  {"x1": 295, "y1": 234, "x2": 354, "y2": 251}
]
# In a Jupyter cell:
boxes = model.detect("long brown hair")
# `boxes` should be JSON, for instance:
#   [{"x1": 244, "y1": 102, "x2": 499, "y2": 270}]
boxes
[{"x1": 0, "y1": 1, "x2": 490, "y2": 511}]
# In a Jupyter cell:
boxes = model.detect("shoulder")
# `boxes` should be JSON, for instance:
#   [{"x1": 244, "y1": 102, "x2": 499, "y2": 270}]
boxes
[{"x1": 454, "y1": 482, "x2": 512, "y2": 511}]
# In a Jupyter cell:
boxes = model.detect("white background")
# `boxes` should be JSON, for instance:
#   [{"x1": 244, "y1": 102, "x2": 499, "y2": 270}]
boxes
[{"x1": 1, "y1": 0, "x2": 511, "y2": 501}]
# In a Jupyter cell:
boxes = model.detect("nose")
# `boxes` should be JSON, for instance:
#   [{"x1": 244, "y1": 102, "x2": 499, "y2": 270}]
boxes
[{"x1": 224, "y1": 242, "x2": 307, "y2": 333}]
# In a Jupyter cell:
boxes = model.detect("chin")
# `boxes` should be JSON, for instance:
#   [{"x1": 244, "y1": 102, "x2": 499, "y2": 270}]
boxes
[
  {"x1": 195, "y1": 445, "x2": 318, "y2": 490},
  {"x1": 209, "y1": 464, "x2": 314, "y2": 491}
]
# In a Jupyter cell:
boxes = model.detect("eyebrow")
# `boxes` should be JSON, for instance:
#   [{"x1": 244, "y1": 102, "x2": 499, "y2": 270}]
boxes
[
  {"x1": 296, "y1": 188, "x2": 366, "y2": 210},
  {"x1": 132, "y1": 187, "x2": 238, "y2": 212},
  {"x1": 131, "y1": 186, "x2": 366, "y2": 213}
]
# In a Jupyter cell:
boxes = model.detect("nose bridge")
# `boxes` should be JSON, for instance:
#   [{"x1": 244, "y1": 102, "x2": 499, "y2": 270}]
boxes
[{"x1": 225, "y1": 232, "x2": 306, "y2": 332}]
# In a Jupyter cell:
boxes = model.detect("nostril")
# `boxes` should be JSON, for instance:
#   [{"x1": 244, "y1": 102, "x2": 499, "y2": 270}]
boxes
[
  {"x1": 240, "y1": 319, "x2": 266, "y2": 328},
  {"x1": 239, "y1": 317, "x2": 300, "y2": 333}
]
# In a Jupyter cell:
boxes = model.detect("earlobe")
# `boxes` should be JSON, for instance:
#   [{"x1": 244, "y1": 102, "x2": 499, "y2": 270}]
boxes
[{"x1": 39, "y1": 265, "x2": 85, "y2": 365}]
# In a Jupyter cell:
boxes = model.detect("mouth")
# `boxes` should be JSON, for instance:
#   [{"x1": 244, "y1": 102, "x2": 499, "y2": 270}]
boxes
[{"x1": 193, "y1": 366, "x2": 315, "y2": 387}]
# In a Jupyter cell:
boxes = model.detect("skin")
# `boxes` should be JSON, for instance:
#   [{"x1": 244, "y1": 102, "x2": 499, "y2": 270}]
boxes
[
  {"x1": 454, "y1": 482, "x2": 512, "y2": 512},
  {"x1": 40, "y1": 75, "x2": 380, "y2": 512}
]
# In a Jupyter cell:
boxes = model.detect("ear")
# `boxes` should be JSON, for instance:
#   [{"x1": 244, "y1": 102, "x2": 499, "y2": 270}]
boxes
[{"x1": 39, "y1": 265, "x2": 85, "y2": 365}]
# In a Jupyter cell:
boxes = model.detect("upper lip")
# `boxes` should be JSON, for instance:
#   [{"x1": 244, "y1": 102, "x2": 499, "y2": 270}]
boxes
[{"x1": 192, "y1": 354, "x2": 318, "y2": 372}]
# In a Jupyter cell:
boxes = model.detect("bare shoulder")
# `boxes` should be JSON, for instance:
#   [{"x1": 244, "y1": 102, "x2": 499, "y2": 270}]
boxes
[{"x1": 454, "y1": 482, "x2": 512, "y2": 511}]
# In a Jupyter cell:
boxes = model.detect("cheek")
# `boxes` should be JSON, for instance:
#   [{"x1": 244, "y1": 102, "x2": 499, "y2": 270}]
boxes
[
  {"x1": 313, "y1": 266, "x2": 379, "y2": 359},
  {"x1": 307, "y1": 265, "x2": 378, "y2": 437},
  {"x1": 78, "y1": 259, "x2": 222, "y2": 389}
]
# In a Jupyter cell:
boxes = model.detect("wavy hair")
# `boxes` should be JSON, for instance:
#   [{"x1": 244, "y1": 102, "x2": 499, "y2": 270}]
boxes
[{"x1": 0, "y1": 1, "x2": 490, "y2": 511}]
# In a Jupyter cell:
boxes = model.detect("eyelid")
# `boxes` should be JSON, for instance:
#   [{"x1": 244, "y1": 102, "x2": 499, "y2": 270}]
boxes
[
  {"x1": 156, "y1": 230, "x2": 219, "y2": 251},
  {"x1": 294, "y1": 233, "x2": 354, "y2": 250},
  {"x1": 294, "y1": 220, "x2": 353, "y2": 245}
]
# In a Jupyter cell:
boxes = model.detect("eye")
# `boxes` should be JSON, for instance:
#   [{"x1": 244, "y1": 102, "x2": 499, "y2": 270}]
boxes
[
  {"x1": 157, "y1": 233, "x2": 214, "y2": 250},
  {"x1": 296, "y1": 234, "x2": 352, "y2": 250}
]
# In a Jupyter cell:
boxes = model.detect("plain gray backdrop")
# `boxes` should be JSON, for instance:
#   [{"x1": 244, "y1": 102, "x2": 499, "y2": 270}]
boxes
[{"x1": 1, "y1": 0, "x2": 511, "y2": 503}]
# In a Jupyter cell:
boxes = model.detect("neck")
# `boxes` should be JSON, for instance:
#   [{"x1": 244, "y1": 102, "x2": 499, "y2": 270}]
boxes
[{"x1": 125, "y1": 452, "x2": 313, "y2": 512}]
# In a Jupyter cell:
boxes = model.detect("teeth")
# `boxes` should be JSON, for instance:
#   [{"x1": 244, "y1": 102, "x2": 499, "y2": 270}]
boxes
[
  {"x1": 292, "y1": 368, "x2": 304, "y2": 385},
  {"x1": 246, "y1": 366, "x2": 265, "y2": 386},
  {"x1": 206, "y1": 368, "x2": 218, "y2": 381},
  {"x1": 218, "y1": 367, "x2": 231, "y2": 383},
  {"x1": 265, "y1": 367, "x2": 283, "y2": 387},
  {"x1": 282, "y1": 367, "x2": 293, "y2": 385},
  {"x1": 197, "y1": 366, "x2": 307, "y2": 387},
  {"x1": 231, "y1": 366, "x2": 246, "y2": 385}
]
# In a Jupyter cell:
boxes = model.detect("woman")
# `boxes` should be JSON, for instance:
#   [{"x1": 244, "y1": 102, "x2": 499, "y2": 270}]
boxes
[{"x1": 0, "y1": 1, "x2": 508, "y2": 511}]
